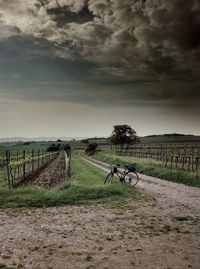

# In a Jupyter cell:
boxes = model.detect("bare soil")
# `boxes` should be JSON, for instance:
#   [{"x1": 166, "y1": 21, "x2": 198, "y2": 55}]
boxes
[
  {"x1": 32, "y1": 152, "x2": 67, "y2": 188},
  {"x1": 19, "y1": 152, "x2": 67, "y2": 188},
  {"x1": 0, "y1": 157, "x2": 200, "y2": 269}
]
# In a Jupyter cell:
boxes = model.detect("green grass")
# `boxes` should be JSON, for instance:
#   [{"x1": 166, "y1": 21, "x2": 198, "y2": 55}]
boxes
[
  {"x1": 0, "y1": 170, "x2": 6, "y2": 188},
  {"x1": 0, "y1": 142, "x2": 51, "y2": 163},
  {"x1": 0, "y1": 142, "x2": 49, "y2": 154},
  {"x1": 0, "y1": 153, "x2": 148, "y2": 208},
  {"x1": 93, "y1": 150, "x2": 200, "y2": 187}
]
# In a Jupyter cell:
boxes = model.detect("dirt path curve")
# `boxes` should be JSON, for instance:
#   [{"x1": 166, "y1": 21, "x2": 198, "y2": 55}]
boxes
[{"x1": 82, "y1": 156, "x2": 200, "y2": 217}]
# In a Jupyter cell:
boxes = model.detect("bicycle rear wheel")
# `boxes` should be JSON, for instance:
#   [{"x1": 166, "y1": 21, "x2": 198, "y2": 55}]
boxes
[
  {"x1": 104, "y1": 172, "x2": 113, "y2": 184},
  {"x1": 124, "y1": 171, "x2": 139, "y2": 186}
]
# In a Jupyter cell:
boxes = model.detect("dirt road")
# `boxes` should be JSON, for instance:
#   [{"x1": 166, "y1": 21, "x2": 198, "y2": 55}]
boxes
[
  {"x1": 82, "y1": 157, "x2": 200, "y2": 217},
  {"x1": 0, "y1": 156, "x2": 199, "y2": 269}
]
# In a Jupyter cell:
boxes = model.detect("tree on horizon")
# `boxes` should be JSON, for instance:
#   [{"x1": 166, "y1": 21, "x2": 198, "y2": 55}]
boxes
[{"x1": 110, "y1": 125, "x2": 139, "y2": 149}]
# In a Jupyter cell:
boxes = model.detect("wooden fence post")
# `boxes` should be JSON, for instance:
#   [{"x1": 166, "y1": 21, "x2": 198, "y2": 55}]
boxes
[
  {"x1": 188, "y1": 156, "x2": 191, "y2": 171},
  {"x1": 38, "y1": 149, "x2": 40, "y2": 169},
  {"x1": 32, "y1": 150, "x2": 34, "y2": 172},
  {"x1": 161, "y1": 145, "x2": 164, "y2": 167},
  {"x1": 43, "y1": 149, "x2": 45, "y2": 165},
  {"x1": 170, "y1": 156, "x2": 173, "y2": 170},
  {"x1": 195, "y1": 157, "x2": 199, "y2": 171},
  {"x1": 67, "y1": 148, "x2": 72, "y2": 178},
  {"x1": 5, "y1": 150, "x2": 11, "y2": 187},
  {"x1": 182, "y1": 156, "x2": 185, "y2": 170},
  {"x1": 8, "y1": 150, "x2": 14, "y2": 186},
  {"x1": 191, "y1": 148, "x2": 194, "y2": 172},
  {"x1": 23, "y1": 150, "x2": 26, "y2": 180},
  {"x1": 17, "y1": 151, "x2": 19, "y2": 180}
]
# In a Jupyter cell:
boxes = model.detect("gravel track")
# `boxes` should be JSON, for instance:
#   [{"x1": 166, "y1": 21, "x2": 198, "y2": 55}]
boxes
[{"x1": 82, "y1": 156, "x2": 200, "y2": 217}]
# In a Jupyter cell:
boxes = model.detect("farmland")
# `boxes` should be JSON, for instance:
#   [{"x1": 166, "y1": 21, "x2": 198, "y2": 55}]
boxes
[
  {"x1": 0, "y1": 142, "x2": 50, "y2": 171},
  {"x1": 0, "y1": 143, "x2": 144, "y2": 208},
  {"x1": 0, "y1": 141, "x2": 200, "y2": 269},
  {"x1": 0, "y1": 142, "x2": 49, "y2": 157},
  {"x1": 116, "y1": 143, "x2": 200, "y2": 171},
  {"x1": 0, "y1": 138, "x2": 200, "y2": 188},
  {"x1": 72, "y1": 136, "x2": 200, "y2": 183},
  {"x1": 0, "y1": 142, "x2": 60, "y2": 187},
  {"x1": 76, "y1": 136, "x2": 200, "y2": 187},
  {"x1": 92, "y1": 148, "x2": 200, "y2": 187}
]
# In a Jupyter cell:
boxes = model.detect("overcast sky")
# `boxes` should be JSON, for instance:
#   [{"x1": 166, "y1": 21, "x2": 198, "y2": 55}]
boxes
[{"x1": 0, "y1": 0, "x2": 200, "y2": 138}]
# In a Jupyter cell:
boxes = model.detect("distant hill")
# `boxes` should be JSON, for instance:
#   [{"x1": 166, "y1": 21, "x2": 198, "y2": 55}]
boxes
[
  {"x1": 0, "y1": 137, "x2": 86, "y2": 143},
  {"x1": 1, "y1": 134, "x2": 200, "y2": 145},
  {"x1": 145, "y1": 133, "x2": 194, "y2": 138},
  {"x1": 140, "y1": 134, "x2": 200, "y2": 144},
  {"x1": 78, "y1": 134, "x2": 200, "y2": 145}
]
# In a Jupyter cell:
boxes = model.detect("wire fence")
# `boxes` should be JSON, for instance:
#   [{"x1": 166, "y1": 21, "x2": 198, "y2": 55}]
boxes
[
  {"x1": 4, "y1": 149, "x2": 59, "y2": 187},
  {"x1": 116, "y1": 144, "x2": 200, "y2": 172}
]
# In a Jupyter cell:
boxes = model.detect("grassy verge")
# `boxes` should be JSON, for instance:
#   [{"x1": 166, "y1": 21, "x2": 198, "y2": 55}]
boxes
[
  {"x1": 0, "y1": 170, "x2": 6, "y2": 188},
  {"x1": 93, "y1": 150, "x2": 200, "y2": 187},
  {"x1": 0, "y1": 153, "x2": 149, "y2": 208}
]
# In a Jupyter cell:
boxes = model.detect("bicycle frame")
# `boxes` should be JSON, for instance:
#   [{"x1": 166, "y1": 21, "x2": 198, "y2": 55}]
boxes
[
  {"x1": 110, "y1": 166, "x2": 128, "y2": 182},
  {"x1": 105, "y1": 164, "x2": 139, "y2": 186}
]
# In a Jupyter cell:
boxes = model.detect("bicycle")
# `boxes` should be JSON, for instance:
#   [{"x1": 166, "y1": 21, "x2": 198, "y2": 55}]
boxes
[{"x1": 104, "y1": 163, "x2": 139, "y2": 186}]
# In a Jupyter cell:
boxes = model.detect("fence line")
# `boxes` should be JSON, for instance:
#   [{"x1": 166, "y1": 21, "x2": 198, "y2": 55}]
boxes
[
  {"x1": 5, "y1": 149, "x2": 59, "y2": 187},
  {"x1": 116, "y1": 144, "x2": 200, "y2": 172}
]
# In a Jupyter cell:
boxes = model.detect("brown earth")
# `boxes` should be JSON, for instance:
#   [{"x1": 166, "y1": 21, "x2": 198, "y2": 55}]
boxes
[
  {"x1": 31, "y1": 151, "x2": 67, "y2": 188},
  {"x1": 0, "y1": 157, "x2": 200, "y2": 269},
  {"x1": 18, "y1": 151, "x2": 68, "y2": 189}
]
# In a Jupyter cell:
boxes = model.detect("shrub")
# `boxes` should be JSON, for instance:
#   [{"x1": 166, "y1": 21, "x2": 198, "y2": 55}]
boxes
[
  {"x1": 46, "y1": 143, "x2": 60, "y2": 152},
  {"x1": 85, "y1": 142, "x2": 97, "y2": 154}
]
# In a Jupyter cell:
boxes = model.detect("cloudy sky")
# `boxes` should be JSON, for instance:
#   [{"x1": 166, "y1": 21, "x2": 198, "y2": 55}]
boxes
[{"x1": 0, "y1": 0, "x2": 200, "y2": 138}]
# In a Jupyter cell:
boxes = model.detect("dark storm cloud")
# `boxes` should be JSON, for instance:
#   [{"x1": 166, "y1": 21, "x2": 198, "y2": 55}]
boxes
[
  {"x1": 47, "y1": 3, "x2": 94, "y2": 26},
  {"x1": 0, "y1": 0, "x2": 199, "y2": 79},
  {"x1": 0, "y1": 0, "x2": 200, "y2": 112}
]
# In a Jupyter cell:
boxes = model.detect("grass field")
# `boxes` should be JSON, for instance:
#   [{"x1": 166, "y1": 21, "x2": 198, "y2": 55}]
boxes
[
  {"x1": 93, "y1": 150, "x2": 200, "y2": 187},
  {"x1": 0, "y1": 142, "x2": 51, "y2": 161},
  {"x1": 0, "y1": 142, "x2": 52, "y2": 167},
  {"x1": 0, "y1": 170, "x2": 6, "y2": 188},
  {"x1": 0, "y1": 152, "x2": 148, "y2": 208}
]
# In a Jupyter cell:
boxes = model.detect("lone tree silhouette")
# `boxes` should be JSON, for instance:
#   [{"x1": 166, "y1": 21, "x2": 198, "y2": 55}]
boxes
[{"x1": 110, "y1": 125, "x2": 139, "y2": 149}]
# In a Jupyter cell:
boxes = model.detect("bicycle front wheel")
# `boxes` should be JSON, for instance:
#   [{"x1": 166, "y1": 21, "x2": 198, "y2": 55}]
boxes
[
  {"x1": 124, "y1": 172, "x2": 139, "y2": 186},
  {"x1": 104, "y1": 172, "x2": 113, "y2": 184}
]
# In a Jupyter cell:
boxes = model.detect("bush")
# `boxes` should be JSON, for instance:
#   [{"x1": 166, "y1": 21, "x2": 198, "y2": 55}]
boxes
[
  {"x1": 85, "y1": 143, "x2": 97, "y2": 154},
  {"x1": 81, "y1": 139, "x2": 89, "y2": 144},
  {"x1": 46, "y1": 143, "x2": 60, "y2": 152}
]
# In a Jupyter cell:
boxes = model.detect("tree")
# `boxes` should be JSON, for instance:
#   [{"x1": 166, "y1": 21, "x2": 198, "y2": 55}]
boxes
[
  {"x1": 110, "y1": 125, "x2": 139, "y2": 149},
  {"x1": 85, "y1": 142, "x2": 98, "y2": 154},
  {"x1": 46, "y1": 143, "x2": 61, "y2": 152},
  {"x1": 81, "y1": 139, "x2": 89, "y2": 144}
]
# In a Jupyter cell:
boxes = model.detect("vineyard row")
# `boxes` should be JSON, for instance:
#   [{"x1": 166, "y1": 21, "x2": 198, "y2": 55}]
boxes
[
  {"x1": 117, "y1": 145, "x2": 200, "y2": 172},
  {"x1": 5, "y1": 149, "x2": 59, "y2": 187}
]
